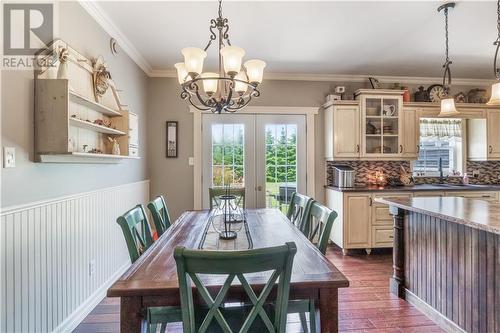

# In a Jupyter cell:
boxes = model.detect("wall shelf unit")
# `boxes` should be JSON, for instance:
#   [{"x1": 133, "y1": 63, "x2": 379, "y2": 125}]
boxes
[{"x1": 34, "y1": 39, "x2": 140, "y2": 164}]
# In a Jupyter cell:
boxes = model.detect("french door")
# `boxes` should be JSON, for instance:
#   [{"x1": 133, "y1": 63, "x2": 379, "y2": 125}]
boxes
[{"x1": 202, "y1": 113, "x2": 306, "y2": 210}]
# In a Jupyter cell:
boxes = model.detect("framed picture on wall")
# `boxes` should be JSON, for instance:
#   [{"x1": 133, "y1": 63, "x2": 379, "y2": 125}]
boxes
[{"x1": 166, "y1": 121, "x2": 178, "y2": 158}]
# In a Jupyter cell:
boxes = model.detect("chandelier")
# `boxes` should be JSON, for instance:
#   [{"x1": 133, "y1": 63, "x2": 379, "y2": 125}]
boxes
[
  {"x1": 174, "y1": 0, "x2": 266, "y2": 113},
  {"x1": 488, "y1": 0, "x2": 500, "y2": 105},
  {"x1": 437, "y1": 2, "x2": 459, "y2": 117}
]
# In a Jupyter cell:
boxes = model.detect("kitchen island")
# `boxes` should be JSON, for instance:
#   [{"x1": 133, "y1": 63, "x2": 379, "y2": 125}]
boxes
[{"x1": 375, "y1": 196, "x2": 499, "y2": 333}]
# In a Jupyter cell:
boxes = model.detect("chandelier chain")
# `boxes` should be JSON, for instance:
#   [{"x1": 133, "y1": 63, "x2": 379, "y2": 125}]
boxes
[
  {"x1": 444, "y1": 7, "x2": 449, "y2": 63},
  {"x1": 439, "y1": 4, "x2": 453, "y2": 88},
  {"x1": 497, "y1": 0, "x2": 500, "y2": 39}
]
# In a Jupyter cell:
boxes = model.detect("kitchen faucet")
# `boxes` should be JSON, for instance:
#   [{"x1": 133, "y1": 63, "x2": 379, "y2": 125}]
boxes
[{"x1": 438, "y1": 157, "x2": 445, "y2": 184}]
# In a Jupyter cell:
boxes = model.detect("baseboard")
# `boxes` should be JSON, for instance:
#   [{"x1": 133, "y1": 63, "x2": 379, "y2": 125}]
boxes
[
  {"x1": 53, "y1": 261, "x2": 130, "y2": 333},
  {"x1": 404, "y1": 289, "x2": 466, "y2": 333}
]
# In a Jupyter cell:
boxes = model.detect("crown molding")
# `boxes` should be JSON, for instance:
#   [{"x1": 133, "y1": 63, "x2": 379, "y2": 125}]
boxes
[
  {"x1": 148, "y1": 70, "x2": 491, "y2": 86},
  {"x1": 78, "y1": 1, "x2": 152, "y2": 74}
]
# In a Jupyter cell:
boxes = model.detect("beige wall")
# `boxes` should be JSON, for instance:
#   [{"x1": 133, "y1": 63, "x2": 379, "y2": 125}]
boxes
[
  {"x1": 147, "y1": 77, "x2": 367, "y2": 219},
  {"x1": 1, "y1": 2, "x2": 149, "y2": 208}
]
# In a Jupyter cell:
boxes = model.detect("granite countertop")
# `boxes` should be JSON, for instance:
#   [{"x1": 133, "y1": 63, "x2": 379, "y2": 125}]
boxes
[
  {"x1": 374, "y1": 197, "x2": 500, "y2": 235},
  {"x1": 325, "y1": 184, "x2": 500, "y2": 192}
]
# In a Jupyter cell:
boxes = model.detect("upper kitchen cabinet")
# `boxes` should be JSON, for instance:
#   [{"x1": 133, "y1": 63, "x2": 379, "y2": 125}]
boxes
[
  {"x1": 324, "y1": 89, "x2": 417, "y2": 161},
  {"x1": 468, "y1": 109, "x2": 500, "y2": 160},
  {"x1": 356, "y1": 90, "x2": 404, "y2": 158},
  {"x1": 324, "y1": 101, "x2": 360, "y2": 159}
]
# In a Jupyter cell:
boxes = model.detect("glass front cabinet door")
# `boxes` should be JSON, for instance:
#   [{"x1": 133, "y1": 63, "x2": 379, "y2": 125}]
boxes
[{"x1": 357, "y1": 91, "x2": 404, "y2": 158}]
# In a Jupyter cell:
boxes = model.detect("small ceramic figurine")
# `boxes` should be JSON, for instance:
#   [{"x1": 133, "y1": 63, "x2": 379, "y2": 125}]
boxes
[
  {"x1": 108, "y1": 137, "x2": 120, "y2": 155},
  {"x1": 414, "y1": 86, "x2": 429, "y2": 102}
]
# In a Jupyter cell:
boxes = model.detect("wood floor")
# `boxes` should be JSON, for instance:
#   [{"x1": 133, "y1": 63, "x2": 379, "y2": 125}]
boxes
[{"x1": 73, "y1": 246, "x2": 444, "y2": 333}]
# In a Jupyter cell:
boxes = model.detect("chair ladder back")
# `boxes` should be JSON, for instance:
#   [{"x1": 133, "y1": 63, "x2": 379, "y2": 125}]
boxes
[
  {"x1": 286, "y1": 192, "x2": 312, "y2": 232},
  {"x1": 147, "y1": 195, "x2": 172, "y2": 237},
  {"x1": 174, "y1": 242, "x2": 297, "y2": 333},
  {"x1": 116, "y1": 205, "x2": 154, "y2": 263},
  {"x1": 307, "y1": 202, "x2": 338, "y2": 255}
]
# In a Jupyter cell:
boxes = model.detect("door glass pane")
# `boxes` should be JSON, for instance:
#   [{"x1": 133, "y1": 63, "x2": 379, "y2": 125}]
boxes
[
  {"x1": 265, "y1": 124, "x2": 297, "y2": 213},
  {"x1": 211, "y1": 124, "x2": 245, "y2": 187}
]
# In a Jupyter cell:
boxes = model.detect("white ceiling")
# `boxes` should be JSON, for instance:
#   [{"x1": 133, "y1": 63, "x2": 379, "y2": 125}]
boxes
[{"x1": 95, "y1": 1, "x2": 498, "y2": 79}]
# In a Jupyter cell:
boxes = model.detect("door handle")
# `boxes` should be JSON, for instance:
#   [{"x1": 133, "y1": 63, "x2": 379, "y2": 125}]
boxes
[
  {"x1": 399, "y1": 145, "x2": 403, "y2": 153},
  {"x1": 489, "y1": 145, "x2": 493, "y2": 154},
  {"x1": 356, "y1": 144, "x2": 360, "y2": 153},
  {"x1": 417, "y1": 145, "x2": 420, "y2": 153}
]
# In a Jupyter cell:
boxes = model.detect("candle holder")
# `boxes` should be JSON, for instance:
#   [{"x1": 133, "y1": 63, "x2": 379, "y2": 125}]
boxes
[{"x1": 212, "y1": 186, "x2": 245, "y2": 239}]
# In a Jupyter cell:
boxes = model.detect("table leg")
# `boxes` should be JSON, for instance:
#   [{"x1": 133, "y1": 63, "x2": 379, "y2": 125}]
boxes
[
  {"x1": 121, "y1": 296, "x2": 143, "y2": 333},
  {"x1": 319, "y1": 288, "x2": 339, "y2": 333}
]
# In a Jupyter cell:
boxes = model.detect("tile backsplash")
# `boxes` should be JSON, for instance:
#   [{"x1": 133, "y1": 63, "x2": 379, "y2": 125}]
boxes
[{"x1": 326, "y1": 160, "x2": 500, "y2": 186}]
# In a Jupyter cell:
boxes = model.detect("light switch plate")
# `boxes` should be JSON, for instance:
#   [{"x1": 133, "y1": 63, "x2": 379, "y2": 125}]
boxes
[
  {"x1": 3, "y1": 147, "x2": 15, "y2": 168},
  {"x1": 188, "y1": 157, "x2": 194, "y2": 166}
]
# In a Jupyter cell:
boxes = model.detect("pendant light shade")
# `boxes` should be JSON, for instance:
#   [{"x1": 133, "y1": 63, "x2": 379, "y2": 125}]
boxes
[
  {"x1": 234, "y1": 72, "x2": 248, "y2": 94},
  {"x1": 174, "y1": 62, "x2": 188, "y2": 84},
  {"x1": 220, "y1": 46, "x2": 245, "y2": 77},
  {"x1": 181, "y1": 47, "x2": 207, "y2": 77},
  {"x1": 244, "y1": 59, "x2": 266, "y2": 84},
  {"x1": 201, "y1": 72, "x2": 219, "y2": 95},
  {"x1": 439, "y1": 98, "x2": 459, "y2": 117},
  {"x1": 488, "y1": 81, "x2": 500, "y2": 105}
]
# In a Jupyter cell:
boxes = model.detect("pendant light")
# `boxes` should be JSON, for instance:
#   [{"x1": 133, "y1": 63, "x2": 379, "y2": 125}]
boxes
[
  {"x1": 488, "y1": 0, "x2": 500, "y2": 105},
  {"x1": 438, "y1": 2, "x2": 459, "y2": 117}
]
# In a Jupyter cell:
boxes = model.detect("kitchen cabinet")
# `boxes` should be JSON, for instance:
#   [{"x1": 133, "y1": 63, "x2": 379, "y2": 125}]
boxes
[
  {"x1": 344, "y1": 194, "x2": 371, "y2": 249},
  {"x1": 324, "y1": 101, "x2": 360, "y2": 159},
  {"x1": 444, "y1": 191, "x2": 500, "y2": 202},
  {"x1": 324, "y1": 90, "x2": 419, "y2": 161},
  {"x1": 400, "y1": 107, "x2": 419, "y2": 159},
  {"x1": 487, "y1": 110, "x2": 500, "y2": 159},
  {"x1": 358, "y1": 90, "x2": 404, "y2": 158}
]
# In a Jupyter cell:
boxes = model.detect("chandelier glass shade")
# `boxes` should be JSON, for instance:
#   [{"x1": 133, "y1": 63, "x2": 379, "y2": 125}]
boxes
[
  {"x1": 488, "y1": 0, "x2": 500, "y2": 105},
  {"x1": 175, "y1": 0, "x2": 265, "y2": 113}
]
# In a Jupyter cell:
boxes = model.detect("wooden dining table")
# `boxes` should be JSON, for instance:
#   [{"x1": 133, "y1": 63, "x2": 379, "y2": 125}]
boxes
[{"x1": 107, "y1": 209, "x2": 349, "y2": 332}]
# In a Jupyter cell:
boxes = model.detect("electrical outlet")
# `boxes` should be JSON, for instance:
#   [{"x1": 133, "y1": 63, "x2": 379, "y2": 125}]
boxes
[
  {"x1": 472, "y1": 170, "x2": 480, "y2": 178},
  {"x1": 89, "y1": 260, "x2": 95, "y2": 277},
  {"x1": 3, "y1": 147, "x2": 15, "y2": 168}
]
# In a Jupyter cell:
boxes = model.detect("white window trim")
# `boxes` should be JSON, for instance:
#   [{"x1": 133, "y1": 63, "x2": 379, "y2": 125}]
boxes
[{"x1": 191, "y1": 106, "x2": 319, "y2": 210}]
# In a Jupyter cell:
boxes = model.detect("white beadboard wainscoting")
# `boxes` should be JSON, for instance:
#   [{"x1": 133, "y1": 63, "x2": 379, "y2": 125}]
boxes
[{"x1": 0, "y1": 180, "x2": 150, "y2": 333}]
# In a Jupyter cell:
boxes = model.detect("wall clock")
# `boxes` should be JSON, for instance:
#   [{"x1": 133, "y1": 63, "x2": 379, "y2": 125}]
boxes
[{"x1": 427, "y1": 84, "x2": 447, "y2": 103}]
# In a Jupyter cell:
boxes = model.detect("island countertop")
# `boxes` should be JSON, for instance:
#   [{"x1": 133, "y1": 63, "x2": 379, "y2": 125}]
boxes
[{"x1": 375, "y1": 196, "x2": 500, "y2": 235}]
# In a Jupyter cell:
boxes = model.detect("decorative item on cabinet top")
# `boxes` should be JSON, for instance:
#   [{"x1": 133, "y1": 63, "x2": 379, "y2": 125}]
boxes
[{"x1": 34, "y1": 39, "x2": 139, "y2": 164}]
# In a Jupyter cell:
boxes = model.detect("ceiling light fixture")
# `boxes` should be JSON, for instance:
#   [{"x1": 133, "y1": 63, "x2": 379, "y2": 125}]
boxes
[
  {"x1": 488, "y1": 0, "x2": 500, "y2": 105},
  {"x1": 174, "y1": 0, "x2": 266, "y2": 113},
  {"x1": 437, "y1": 2, "x2": 459, "y2": 117}
]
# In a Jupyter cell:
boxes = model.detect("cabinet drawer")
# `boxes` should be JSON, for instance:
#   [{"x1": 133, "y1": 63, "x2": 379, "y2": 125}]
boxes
[
  {"x1": 372, "y1": 226, "x2": 394, "y2": 248},
  {"x1": 372, "y1": 194, "x2": 411, "y2": 226},
  {"x1": 129, "y1": 146, "x2": 139, "y2": 157}
]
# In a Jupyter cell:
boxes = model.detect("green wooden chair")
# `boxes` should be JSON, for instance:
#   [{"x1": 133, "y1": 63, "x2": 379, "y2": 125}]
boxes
[
  {"x1": 116, "y1": 205, "x2": 155, "y2": 263},
  {"x1": 116, "y1": 205, "x2": 181, "y2": 333},
  {"x1": 174, "y1": 242, "x2": 297, "y2": 333},
  {"x1": 147, "y1": 195, "x2": 172, "y2": 238},
  {"x1": 289, "y1": 201, "x2": 338, "y2": 333},
  {"x1": 286, "y1": 192, "x2": 313, "y2": 233},
  {"x1": 304, "y1": 202, "x2": 338, "y2": 255},
  {"x1": 209, "y1": 187, "x2": 246, "y2": 210}
]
